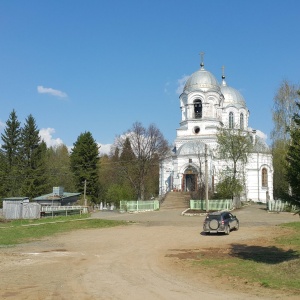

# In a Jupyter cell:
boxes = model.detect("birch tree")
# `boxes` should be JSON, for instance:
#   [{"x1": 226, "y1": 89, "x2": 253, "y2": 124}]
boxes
[{"x1": 216, "y1": 126, "x2": 253, "y2": 199}]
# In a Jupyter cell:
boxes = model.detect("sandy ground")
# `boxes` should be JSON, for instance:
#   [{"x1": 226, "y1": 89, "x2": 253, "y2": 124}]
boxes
[{"x1": 0, "y1": 204, "x2": 299, "y2": 300}]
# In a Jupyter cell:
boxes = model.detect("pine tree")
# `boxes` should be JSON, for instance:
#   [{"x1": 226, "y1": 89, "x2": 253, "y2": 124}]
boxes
[
  {"x1": 1, "y1": 109, "x2": 22, "y2": 195},
  {"x1": 119, "y1": 137, "x2": 138, "y2": 197},
  {"x1": 70, "y1": 132, "x2": 100, "y2": 203},
  {"x1": 19, "y1": 115, "x2": 48, "y2": 198},
  {"x1": 1, "y1": 109, "x2": 22, "y2": 168}
]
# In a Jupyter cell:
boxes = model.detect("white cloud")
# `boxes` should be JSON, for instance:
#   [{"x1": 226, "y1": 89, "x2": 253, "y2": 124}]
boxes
[
  {"x1": 39, "y1": 128, "x2": 63, "y2": 147},
  {"x1": 0, "y1": 120, "x2": 5, "y2": 130},
  {"x1": 98, "y1": 143, "x2": 112, "y2": 155},
  {"x1": 176, "y1": 75, "x2": 190, "y2": 95},
  {"x1": 37, "y1": 86, "x2": 67, "y2": 98}
]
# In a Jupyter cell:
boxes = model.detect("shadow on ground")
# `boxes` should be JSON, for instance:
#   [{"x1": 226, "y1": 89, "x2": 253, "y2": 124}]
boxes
[{"x1": 230, "y1": 244, "x2": 299, "y2": 264}]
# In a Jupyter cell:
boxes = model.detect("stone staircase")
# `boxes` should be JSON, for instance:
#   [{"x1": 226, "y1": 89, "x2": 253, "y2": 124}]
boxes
[{"x1": 160, "y1": 192, "x2": 191, "y2": 210}]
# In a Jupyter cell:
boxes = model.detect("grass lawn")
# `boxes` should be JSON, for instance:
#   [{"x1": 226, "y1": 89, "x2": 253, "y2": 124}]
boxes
[{"x1": 0, "y1": 214, "x2": 127, "y2": 246}]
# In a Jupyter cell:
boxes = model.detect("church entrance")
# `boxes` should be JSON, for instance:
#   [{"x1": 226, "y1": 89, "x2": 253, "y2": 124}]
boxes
[{"x1": 182, "y1": 167, "x2": 198, "y2": 192}]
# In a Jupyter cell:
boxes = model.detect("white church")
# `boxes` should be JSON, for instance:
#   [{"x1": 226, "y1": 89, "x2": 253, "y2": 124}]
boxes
[{"x1": 159, "y1": 57, "x2": 273, "y2": 203}]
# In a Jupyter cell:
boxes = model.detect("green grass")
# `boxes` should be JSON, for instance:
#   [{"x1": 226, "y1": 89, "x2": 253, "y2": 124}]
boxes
[
  {"x1": 0, "y1": 215, "x2": 127, "y2": 246},
  {"x1": 192, "y1": 222, "x2": 300, "y2": 293},
  {"x1": 276, "y1": 222, "x2": 300, "y2": 247}
]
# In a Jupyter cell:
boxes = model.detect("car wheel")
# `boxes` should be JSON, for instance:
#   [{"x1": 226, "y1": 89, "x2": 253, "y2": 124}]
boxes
[
  {"x1": 235, "y1": 221, "x2": 239, "y2": 231},
  {"x1": 225, "y1": 225, "x2": 230, "y2": 235}
]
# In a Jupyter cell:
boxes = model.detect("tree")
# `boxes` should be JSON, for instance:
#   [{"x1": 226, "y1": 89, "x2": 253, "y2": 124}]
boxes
[
  {"x1": 118, "y1": 137, "x2": 139, "y2": 195},
  {"x1": 216, "y1": 126, "x2": 253, "y2": 199},
  {"x1": 271, "y1": 80, "x2": 300, "y2": 198},
  {"x1": 46, "y1": 144, "x2": 75, "y2": 191},
  {"x1": 70, "y1": 132, "x2": 100, "y2": 203},
  {"x1": 19, "y1": 115, "x2": 48, "y2": 198},
  {"x1": 0, "y1": 149, "x2": 8, "y2": 198},
  {"x1": 0, "y1": 110, "x2": 22, "y2": 195},
  {"x1": 114, "y1": 122, "x2": 169, "y2": 200},
  {"x1": 190, "y1": 141, "x2": 206, "y2": 199},
  {"x1": 1, "y1": 109, "x2": 21, "y2": 169},
  {"x1": 271, "y1": 80, "x2": 300, "y2": 142},
  {"x1": 283, "y1": 100, "x2": 300, "y2": 213}
]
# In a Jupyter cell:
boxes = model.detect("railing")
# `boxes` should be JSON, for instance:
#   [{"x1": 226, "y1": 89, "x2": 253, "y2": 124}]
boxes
[
  {"x1": 41, "y1": 205, "x2": 88, "y2": 215},
  {"x1": 190, "y1": 199, "x2": 233, "y2": 211},
  {"x1": 120, "y1": 200, "x2": 159, "y2": 212},
  {"x1": 268, "y1": 200, "x2": 297, "y2": 212}
]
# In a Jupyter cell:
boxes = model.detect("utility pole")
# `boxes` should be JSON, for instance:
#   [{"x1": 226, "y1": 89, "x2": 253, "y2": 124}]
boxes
[
  {"x1": 205, "y1": 144, "x2": 209, "y2": 212},
  {"x1": 84, "y1": 179, "x2": 87, "y2": 206}
]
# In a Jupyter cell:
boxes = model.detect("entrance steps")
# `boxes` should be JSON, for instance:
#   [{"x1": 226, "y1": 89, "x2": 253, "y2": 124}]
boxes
[{"x1": 160, "y1": 192, "x2": 191, "y2": 209}]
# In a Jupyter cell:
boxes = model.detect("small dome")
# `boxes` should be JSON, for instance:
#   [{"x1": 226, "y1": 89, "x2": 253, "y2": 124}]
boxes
[
  {"x1": 184, "y1": 66, "x2": 220, "y2": 93},
  {"x1": 252, "y1": 136, "x2": 271, "y2": 153},
  {"x1": 221, "y1": 78, "x2": 246, "y2": 108},
  {"x1": 177, "y1": 140, "x2": 206, "y2": 156}
]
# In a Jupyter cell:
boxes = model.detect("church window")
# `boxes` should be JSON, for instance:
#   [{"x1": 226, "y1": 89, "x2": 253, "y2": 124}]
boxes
[
  {"x1": 240, "y1": 113, "x2": 244, "y2": 129},
  {"x1": 229, "y1": 112, "x2": 234, "y2": 128},
  {"x1": 194, "y1": 100, "x2": 202, "y2": 119},
  {"x1": 262, "y1": 168, "x2": 268, "y2": 187},
  {"x1": 189, "y1": 159, "x2": 192, "y2": 163}
]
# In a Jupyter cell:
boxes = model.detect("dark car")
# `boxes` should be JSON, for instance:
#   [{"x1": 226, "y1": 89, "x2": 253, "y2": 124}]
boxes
[{"x1": 203, "y1": 211, "x2": 239, "y2": 235}]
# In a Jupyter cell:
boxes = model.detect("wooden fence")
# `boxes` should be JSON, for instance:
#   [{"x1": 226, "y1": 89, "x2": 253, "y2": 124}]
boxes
[
  {"x1": 268, "y1": 200, "x2": 297, "y2": 212},
  {"x1": 190, "y1": 199, "x2": 233, "y2": 211},
  {"x1": 120, "y1": 200, "x2": 160, "y2": 212},
  {"x1": 40, "y1": 206, "x2": 88, "y2": 217}
]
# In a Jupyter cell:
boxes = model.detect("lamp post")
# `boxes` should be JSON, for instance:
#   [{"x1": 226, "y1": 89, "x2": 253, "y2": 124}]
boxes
[{"x1": 205, "y1": 144, "x2": 209, "y2": 212}]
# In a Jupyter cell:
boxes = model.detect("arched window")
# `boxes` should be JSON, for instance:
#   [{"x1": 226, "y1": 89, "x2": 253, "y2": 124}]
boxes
[
  {"x1": 194, "y1": 100, "x2": 202, "y2": 119},
  {"x1": 229, "y1": 112, "x2": 234, "y2": 129},
  {"x1": 240, "y1": 113, "x2": 244, "y2": 130},
  {"x1": 262, "y1": 168, "x2": 268, "y2": 187}
]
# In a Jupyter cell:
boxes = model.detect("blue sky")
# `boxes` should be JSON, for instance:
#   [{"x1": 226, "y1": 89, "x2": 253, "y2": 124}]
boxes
[{"x1": 1, "y1": 0, "x2": 299, "y2": 154}]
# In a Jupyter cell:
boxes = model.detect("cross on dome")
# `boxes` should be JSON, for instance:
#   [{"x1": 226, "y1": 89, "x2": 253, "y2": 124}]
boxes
[{"x1": 199, "y1": 51, "x2": 205, "y2": 69}]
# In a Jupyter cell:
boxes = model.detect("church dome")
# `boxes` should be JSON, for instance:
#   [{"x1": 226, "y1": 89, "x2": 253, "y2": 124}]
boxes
[
  {"x1": 177, "y1": 140, "x2": 206, "y2": 156},
  {"x1": 221, "y1": 77, "x2": 246, "y2": 108},
  {"x1": 183, "y1": 65, "x2": 220, "y2": 93}
]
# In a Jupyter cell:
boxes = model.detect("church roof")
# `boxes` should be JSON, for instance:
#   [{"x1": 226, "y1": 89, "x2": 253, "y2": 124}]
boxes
[
  {"x1": 220, "y1": 77, "x2": 246, "y2": 108},
  {"x1": 183, "y1": 65, "x2": 220, "y2": 93},
  {"x1": 177, "y1": 140, "x2": 206, "y2": 155},
  {"x1": 183, "y1": 60, "x2": 247, "y2": 110}
]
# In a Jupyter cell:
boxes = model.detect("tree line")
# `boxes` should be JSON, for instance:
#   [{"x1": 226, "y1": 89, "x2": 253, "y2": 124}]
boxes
[
  {"x1": 271, "y1": 80, "x2": 300, "y2": 211},
  {"x1": 1, "y1": 80, "x2": 299, "y2": 211},
  {"x1": 0, "y1": 110, "x2": 169, "y2": 206}
]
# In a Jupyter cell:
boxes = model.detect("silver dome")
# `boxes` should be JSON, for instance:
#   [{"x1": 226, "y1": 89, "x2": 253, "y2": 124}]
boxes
[
  {"x1": 184, "y1": 66, "x2": 220, "y2": 93},
  {"x1": 177, "y1": 140, "x2": 206, "y2": 156},
  {"x1": 221, "y1": 79, "x2": 246, "y2": 107}
]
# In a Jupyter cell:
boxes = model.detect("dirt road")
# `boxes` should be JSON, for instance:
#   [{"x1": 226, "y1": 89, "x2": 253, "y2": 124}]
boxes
[{"x1": 0, "y1": 204, "x2": 298, "y2": 300}]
